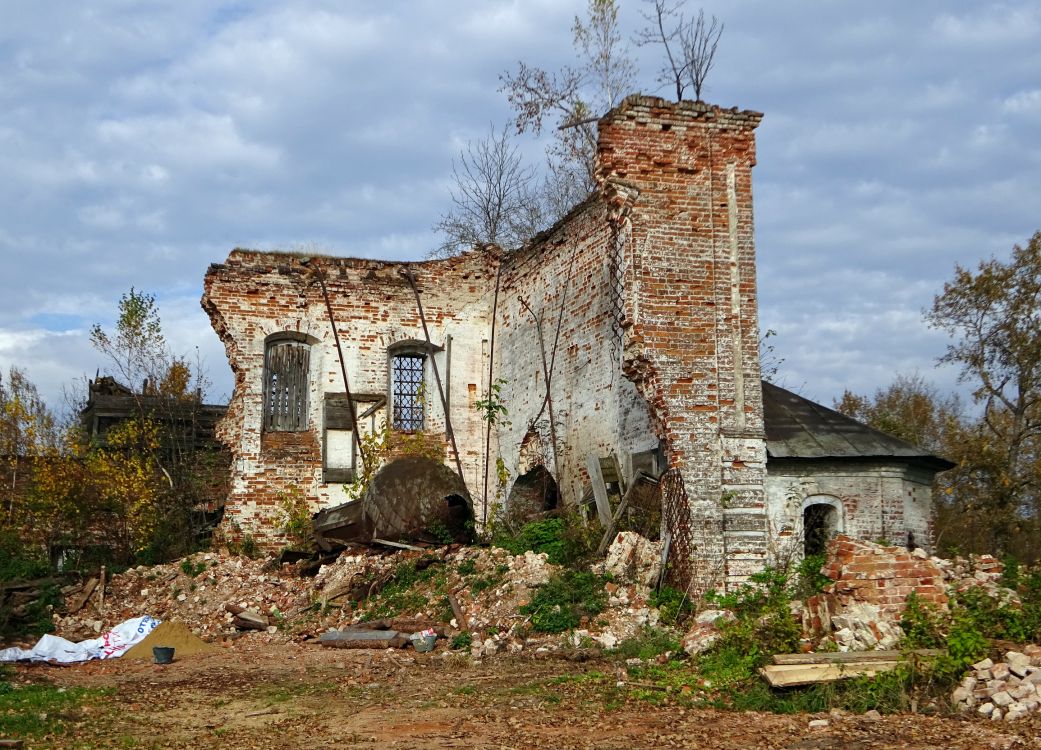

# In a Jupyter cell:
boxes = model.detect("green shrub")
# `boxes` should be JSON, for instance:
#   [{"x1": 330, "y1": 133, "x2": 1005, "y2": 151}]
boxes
[
  {"x1": 614, "y1": 627, "x2": 682, "y2": 660},
  {"x1": 0, "y1": 531, "x2": 49, "y2": 581},
  {"x1": 521, "y1": 570, "x2": 608, "y2": 633},
  {"x1": 493, "y1": 516, "x2": 596, "y2": 566},
  {"x1": 456, "y1": 558, "x2": 477, "y2": 576},
  {"x1": 451, "y1": 632, "x2": 473, "y2": 650},
  {"x1": 794, "y1": 553, "x2": 830, "y2": 598},
  {"x1": 648, "y1": 585, "x2": 694, "y2": 626}
]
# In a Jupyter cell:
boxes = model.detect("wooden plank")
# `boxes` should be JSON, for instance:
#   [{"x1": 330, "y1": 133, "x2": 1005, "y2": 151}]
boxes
[
  {"x1": 67, "y1": 578, "x2": 98, "y2": 614},
  {"x1": 761, "y1": 661, "x2": 902, "y2": 688},
  {"x1": 772, "y1": 649, "x2": 941, "y2": 666},
  {"x1": 586, "y1": 454, "x2": 613, "y2": 529},
  {"x1": 372, "y1": 538, "x2": 423, "y2": 552},
  {"x1": 448, "y1": 592, "x2": 468, "y2": 630}
]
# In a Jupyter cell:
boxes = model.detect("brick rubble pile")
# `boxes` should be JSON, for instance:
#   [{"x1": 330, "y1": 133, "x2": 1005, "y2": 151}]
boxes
[
  {"x1": 49, "y1": 532, "x2": 672, "y2": 656},
  {"x1": 802, "y1": 536, "x2": 1013, "y2": 652},
  {"x1": 954, "y1": 649, "x2": 1041, "y2": 721}
]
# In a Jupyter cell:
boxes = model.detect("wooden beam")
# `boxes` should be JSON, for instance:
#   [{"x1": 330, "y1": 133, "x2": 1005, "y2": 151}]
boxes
[
  {"x1": 585, "y1": 454, "x2": 612, "y2": 529},
  {"x1": 771, "y1": 649, "x2": 941, "y2": 666},
  {"x1": 760, "y1": 661, "x2": 903, "y2": 688}
]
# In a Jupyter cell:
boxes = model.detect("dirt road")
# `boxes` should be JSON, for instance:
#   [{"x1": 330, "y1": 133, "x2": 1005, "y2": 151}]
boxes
[{"x1": 12, "y1": 643, "x2": 1039, "y2": 749}]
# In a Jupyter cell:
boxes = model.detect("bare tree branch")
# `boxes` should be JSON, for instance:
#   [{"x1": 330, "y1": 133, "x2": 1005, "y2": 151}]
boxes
[
  {"x1": 431, "y1": 125, "x2": 544, "y2": 257},
  {"x1": 636, "y1": 1, "x2": 723, "y2": 102}
]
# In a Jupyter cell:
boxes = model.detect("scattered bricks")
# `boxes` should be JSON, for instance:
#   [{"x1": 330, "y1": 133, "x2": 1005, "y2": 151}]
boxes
[
  {"x1": 991, "y1": 663, "x2": 1011, "y2": 681},
  {"x1": 992, "y1": 708, "x2": 1004, "y2": 721},
  {"x1": 1005, "y1": 651, "x2": 1030, "y2": 668},
  {"x1": 951, "y1": 687, "x2": 972, "y2": 705},
  {"x1": 1010, "y1": 663, "x2": 1031, "y2": 679},
  {"x1": 1024, "y1": 671, "x2": 1041, "y2": 686},
  {"x1": 961, "y1": 675, "x2": 978, "y2": 691},
  {"x1": 978, "y1": 702, "x2": 995, "y2": 717},
  {"x1": 991, "y1": 690, "x2": 1013, "y2": 708},
  {"x1": 1023, "y1": 644, "x2": 1041, "y2": 664},
  {"x1": 1005, "y1": 703, "x2": 1030, "y2": 721},
  {"x1": 1011, "y1": 684, "x2": 1034, "y2": 701},
  {"x1": 977, "y1": 668, "x2": 993, "y2": 681},
  {"x1": 973, "y1": 658, "x2": 995, "y2": 671}
]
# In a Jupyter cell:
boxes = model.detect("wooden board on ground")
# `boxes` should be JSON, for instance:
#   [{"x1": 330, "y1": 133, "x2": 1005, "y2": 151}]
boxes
[
  {"x1": 760, "y1": 660, "x2": 903, "y2": 687},
  {"x1": 771, "y1": 649, "x2": 941, "y2": 666},
  {"x1": 319, "y1": 629, "x2": 407, "y2": 649},
  {"x1": 67, "y1": 577, "x2": 99, "y2": 614}
]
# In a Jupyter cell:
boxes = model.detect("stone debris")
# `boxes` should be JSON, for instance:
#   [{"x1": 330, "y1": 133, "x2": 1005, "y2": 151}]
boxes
[
  {"x1": 594, "y1": 531, "x2": 664, "y2": 592},
  {"x1": 50, "y1": 536, "x2": 677, "y2": 656},
  {"x1": 952, "y1": 648, "x2": 1041, "y2": 721},
  {"x1": 682, "y1": 609, "x2": 734, "y2": 656},
  {"x1": 803, "y1": 537, "x2": 1019, "y2": 653}
]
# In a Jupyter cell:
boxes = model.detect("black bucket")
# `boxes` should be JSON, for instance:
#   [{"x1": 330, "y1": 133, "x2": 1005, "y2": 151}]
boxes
[{"x1": 153, "y1": 646, "x2": 175, "y2": 664}]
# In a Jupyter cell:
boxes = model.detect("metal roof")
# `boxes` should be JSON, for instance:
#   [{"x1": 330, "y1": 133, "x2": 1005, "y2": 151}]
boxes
[{"x1": 762, "y1": 381, "x2": 955, "y2": 471}]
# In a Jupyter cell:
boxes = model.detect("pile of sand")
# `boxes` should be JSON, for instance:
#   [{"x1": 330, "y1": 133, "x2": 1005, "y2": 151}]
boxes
[{"x1": 123, "y1": 620, "x2": 219, "y2": 660}]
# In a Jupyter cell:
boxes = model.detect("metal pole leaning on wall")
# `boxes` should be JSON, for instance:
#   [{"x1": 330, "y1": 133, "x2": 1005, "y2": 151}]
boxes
[
  {"x1": 399, "y1": 267, "x2": 468, "y2": 494},
  {"x1": 303, "y1": 259, "x2": 368, "y2": 471},
  {"x1": 483, "y1": 258, "x2": 503, "y2": 524}
]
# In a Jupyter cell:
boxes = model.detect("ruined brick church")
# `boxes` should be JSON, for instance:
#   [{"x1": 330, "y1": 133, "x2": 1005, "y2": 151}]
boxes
[{"x1": 202, "y1": 96, "x2": 950, "y2": 590}]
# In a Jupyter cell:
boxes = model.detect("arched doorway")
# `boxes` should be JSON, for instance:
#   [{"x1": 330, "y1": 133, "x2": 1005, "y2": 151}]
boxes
[
  {"x1": 802, "y1": 499, "x2": 841, "y2": 557},
  {"x1": 506, "y1": 465, "x2": 559, "y2": 523}
]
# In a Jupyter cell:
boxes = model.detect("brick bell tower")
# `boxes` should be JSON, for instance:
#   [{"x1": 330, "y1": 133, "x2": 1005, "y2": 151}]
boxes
[{"x1": 597, "y1": 96, "x2": 768, "y2": 588}]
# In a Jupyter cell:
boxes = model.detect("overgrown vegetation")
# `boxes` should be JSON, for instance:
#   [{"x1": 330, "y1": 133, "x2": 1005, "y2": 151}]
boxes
[
  {"x1": 492, "y1": 515, "x2": 596, "y2": 567},
  {"x1": 520, "y1": 569, "x2": 608, "y2": 633}
]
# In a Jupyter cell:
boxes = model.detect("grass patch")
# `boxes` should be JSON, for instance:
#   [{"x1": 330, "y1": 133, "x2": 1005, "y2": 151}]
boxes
[
  {"x1": 613, "y1": 627, "x2": 682, "y2": 660},
  {"x1": 0, "y1": 673, "x2": 111, "y2": 738}
]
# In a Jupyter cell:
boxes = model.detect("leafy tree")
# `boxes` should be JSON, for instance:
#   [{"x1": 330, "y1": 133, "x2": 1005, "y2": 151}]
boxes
[
  {"x1": 88, "y1": 289, "x2": 222, "y2": 562},
  {"x1": 835, "y1": 372, "x2": 963, "y2": 456},
  {"x1": 90, "y1": 287, "x2": 167, "y2": 394},
  {"x1": 926, "y1": 231, "x2": 1041, "y2": 552}
]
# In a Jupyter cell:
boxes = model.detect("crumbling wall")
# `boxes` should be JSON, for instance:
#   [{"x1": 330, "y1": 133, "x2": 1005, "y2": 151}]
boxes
[
  {"x1": 494, "y1": 199, "x2": 659, "y2": 511},
  {"x1": 765, "y1": 459, "x2": 935, "y2": 555},
  {"x1": 201, "y1": 250, "x2": 497, "y2": 546},
  {"x1": 596, "y1": 97, "x2": 768, "y2": 586}
]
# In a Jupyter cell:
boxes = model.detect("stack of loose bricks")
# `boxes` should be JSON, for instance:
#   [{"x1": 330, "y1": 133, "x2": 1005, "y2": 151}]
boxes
[{"x1": 956, "y1": 648, "x2": 1041, "y2": 721}]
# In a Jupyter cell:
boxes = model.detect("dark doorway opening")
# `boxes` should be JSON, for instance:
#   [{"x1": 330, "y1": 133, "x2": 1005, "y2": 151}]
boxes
[
  {"x1": 507, "y1": 465, "x2": 559, "y2": 523},
  {"x1": 804, "y1": 503, "x2": 839, "y2": 557}
]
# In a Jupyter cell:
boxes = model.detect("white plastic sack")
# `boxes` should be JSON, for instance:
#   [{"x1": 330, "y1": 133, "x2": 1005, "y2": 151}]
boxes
[{"x1": 0, "y1": 615, "x2": 161, "y2": 663}]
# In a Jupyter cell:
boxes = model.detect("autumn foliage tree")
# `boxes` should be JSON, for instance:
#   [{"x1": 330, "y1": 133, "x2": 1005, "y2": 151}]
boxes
[{"x1": 838, "y1": 232, "x2": 1041, "y2": 559}]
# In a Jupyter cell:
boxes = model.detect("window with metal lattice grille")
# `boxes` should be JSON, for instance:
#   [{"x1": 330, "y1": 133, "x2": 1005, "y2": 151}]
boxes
[
  {"x1": 391, "y1": 353, "x2": 425, "y2": 431},
  {"x1": 263, "y1": 339, "x2": 310, "y2": 431}
]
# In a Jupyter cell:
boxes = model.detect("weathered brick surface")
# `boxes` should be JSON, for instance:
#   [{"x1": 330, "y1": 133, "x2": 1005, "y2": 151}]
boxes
[
  {"x1": 201, "y1": 96, "x2": 957, "y2": 596},
  {"x1": 199, "y1": 96, "x2": 776, "y2": 581},
  {"x1": 202, "y1": 250, "x2": 497, "y2": 546},
  {"x1": 765, "y1": 459, "x2": 935, "y2": 555},
  {"x1": 820, "y1": 535, "x2": 948, "y2": 616},
  {"x1": 597, "y1": 97, "x2": 768, "y2": 582}
]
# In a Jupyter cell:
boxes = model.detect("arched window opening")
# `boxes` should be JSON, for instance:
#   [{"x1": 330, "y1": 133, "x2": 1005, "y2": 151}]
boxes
[
  {"x1": 263, "y1": 337, "x2": 311, "y2": 431},
  {"x1": 803, "y1": 503, "x2": 839, "y2": 557},
  {"x1": 391, "y1": 352, "x2": 425, "y2": 431},
  {"x1": 507, "y1": 466, "x2": 559, "y2": 523}
]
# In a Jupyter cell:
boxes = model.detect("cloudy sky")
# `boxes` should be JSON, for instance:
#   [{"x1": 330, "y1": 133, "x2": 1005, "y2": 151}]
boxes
[{"x1": 2, "y1": 1, "x2": 1039, "y2": 413}]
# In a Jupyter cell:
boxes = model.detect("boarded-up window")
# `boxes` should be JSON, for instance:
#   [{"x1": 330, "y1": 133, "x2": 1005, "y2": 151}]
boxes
[
  {"x1": 263, "y1": 339, "x2": 310, "y2": 431},
  {"x1": 392, "y1": 353, "x2": 425, "y2": 431},
  {"x1": 323, "y1": 393, "x2": 385, "y2": 483}
]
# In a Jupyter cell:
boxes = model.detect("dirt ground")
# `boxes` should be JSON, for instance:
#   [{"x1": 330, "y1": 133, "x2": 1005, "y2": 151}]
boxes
[{"x1": 9, "y1": 642, "x2": 1041, "y2": 750}]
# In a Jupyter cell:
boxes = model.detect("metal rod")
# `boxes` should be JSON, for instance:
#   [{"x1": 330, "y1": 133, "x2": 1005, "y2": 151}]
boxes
[
  {"x1": 519, "y1": 297, "x2": 560, "y2": 472},
  {"x1": 483, "y1": 258, "x2": 503, "y2": 524},
  {"x1": 400, "y1": 267, "x2": 468, "y2": 492},
  {"x1": 308, "y1": 260, "x2": 367, "y2": 471}
]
